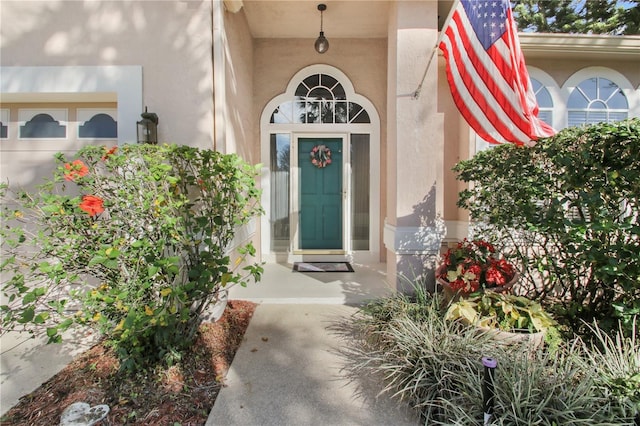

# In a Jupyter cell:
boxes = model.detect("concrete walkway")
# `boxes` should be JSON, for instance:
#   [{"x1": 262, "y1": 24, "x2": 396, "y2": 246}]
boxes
[
  {"x1": 206, "y1": 304, "x2": 419, "y2": 426},
  {"x1": 1, "y1": 262, "x2": 420, "y2": 424},
  {"x1": 0, "y1": 328, "x2": 100, "y2": 416}
]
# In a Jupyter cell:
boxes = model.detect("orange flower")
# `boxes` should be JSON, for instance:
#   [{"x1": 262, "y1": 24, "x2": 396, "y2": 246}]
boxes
[
  {"x1": 101, "y1": 146, "x2": 118, "y2": 161},
  {"x1": 63, "y1": 160, "x2": 89, "y2": 181},
  {"x1": 79, "y1": 195, "x2": 105, "y2": 216}
]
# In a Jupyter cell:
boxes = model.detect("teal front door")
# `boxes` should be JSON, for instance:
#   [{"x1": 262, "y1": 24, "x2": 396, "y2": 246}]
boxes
[{"x1": 298, "y1": 137, "x2": 343, "y2": 250}]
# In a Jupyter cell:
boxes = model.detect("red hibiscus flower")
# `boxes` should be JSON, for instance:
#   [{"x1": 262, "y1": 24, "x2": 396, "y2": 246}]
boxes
[
  {"x1": 79, "y1": 195, "x2": 105, "y2": 216},
  {"x1": 63, "y1": 160, "x2": 89, "y2": 181},
  {"x1": 101, "y1": 146, "x2": 118, "y2": 161}
]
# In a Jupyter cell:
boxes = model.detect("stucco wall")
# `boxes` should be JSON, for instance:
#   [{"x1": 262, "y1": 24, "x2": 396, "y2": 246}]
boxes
[
  {"x1": 437, "y1": 57, "x2": 469, "y2": 229},
  {"x1": 0, "y1": 0, "x2": 215, "y2": 149},
  {"x1": 384, "y1": 1, "x2": 442, "y2": 289},
  {"x1": 222, "y1": 9, "x2": 256, "y2": 162},
  {"x1": 252, "y1": 38, "x2": 387, "y2": 129},
  {"x1": 526, "y1": 59, "x2": 640, "y2": 89}
]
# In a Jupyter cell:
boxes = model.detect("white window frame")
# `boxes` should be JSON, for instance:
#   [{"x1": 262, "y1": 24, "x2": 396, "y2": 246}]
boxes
[
  {"x1": 560, "y1": 67, "x2": 636, "y2": 130},
  {"x1": 0, "y1": 109, "x2": 8, "y2": 139},
  {"x1": 77, "y1": 108, "x2": 118, "y2": 140}
]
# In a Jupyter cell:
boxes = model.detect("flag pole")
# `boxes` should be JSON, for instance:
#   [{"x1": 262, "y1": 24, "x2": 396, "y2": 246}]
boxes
[{"x1": 412, "y1": 0, "x2": 460, "y2": 99}]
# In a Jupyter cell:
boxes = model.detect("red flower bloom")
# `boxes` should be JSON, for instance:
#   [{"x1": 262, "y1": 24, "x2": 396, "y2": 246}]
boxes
[
  {"x1": 467, "y1": 264, "x2": 482, "y2": 278},
  {"x1": 437, "y1": 238, "x2": 516, "y2": 294},
  {"x1": 485, "y1": 267, "x2": 507, "y2": 286},
  {"x1": 63, "y1": 160, "x2": 89, "y2": 181},
  {"x1": 79, "y1": 195, "x2": 105, "y2": 216},
  {"x1": 101, "y1": 146, "x2": 118, "y2": 160}
]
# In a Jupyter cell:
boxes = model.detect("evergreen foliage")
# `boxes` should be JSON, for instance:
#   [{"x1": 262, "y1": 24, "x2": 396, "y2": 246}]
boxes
[{"x1": 512, "y1": 0, "x2": 640, "y2": 35}]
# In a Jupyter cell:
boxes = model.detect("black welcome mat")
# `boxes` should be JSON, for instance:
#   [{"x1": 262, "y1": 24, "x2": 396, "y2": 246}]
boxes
[{"x1": 293, "y1": 262, "x2": 354, "y2": 272}]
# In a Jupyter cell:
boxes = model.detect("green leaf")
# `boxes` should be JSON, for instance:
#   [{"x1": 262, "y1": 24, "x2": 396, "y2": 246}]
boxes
[
  {"x1": 148, "y1": 266, "x2": 159, "y2": 277},
  {"x1": 34, "y1": 312, "x2": 49, "y2": 324},
  {"x1": 88, "y1": 255, "x2": 108, "y2": 267},
  {"x1": 105, "y1": 247, "x2": 120, "y2": 259},
  {"x1": 104, "y1": 259, "x2": 119, "y2": 270},
  {"x1": 22, "y1": 292, "x2": 36, "y2": 304},
  {"x1": 19, "y1": 307, "x2": 35, "y2": 323}
]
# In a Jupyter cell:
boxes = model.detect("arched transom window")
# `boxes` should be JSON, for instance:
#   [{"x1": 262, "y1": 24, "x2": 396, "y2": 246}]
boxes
[
  {"x1": 568, "y1": 77, "x2": 628, "y2": 127},
  {"x1": 270, "y1": 73, "x2": 371, "y2": 124}
]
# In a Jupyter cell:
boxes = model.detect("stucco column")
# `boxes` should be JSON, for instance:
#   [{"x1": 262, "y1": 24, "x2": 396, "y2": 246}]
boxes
[{"x1": 384, "y1": 1, "x2": 444, "y2": 293}]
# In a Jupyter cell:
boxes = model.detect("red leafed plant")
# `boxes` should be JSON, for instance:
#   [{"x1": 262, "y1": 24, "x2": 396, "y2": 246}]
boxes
[{"x1": 437, "y1": 238, "x2": 516, "y2": 294}]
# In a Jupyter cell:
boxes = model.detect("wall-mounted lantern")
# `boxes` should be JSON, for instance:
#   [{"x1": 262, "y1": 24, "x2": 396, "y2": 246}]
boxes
[{"x1": 136, "y1": 107, "x2": 159, "y2": 144}]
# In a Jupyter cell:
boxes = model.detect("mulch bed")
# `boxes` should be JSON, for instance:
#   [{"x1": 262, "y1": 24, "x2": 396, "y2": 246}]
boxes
[{"x1": 0, "y1": 300, "x2": 257, "y2": 426}]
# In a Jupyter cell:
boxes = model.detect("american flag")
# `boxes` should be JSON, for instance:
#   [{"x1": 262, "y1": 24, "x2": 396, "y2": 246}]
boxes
[{"x1": 439, "y1": 0, "x2": 556, "y2": 146}]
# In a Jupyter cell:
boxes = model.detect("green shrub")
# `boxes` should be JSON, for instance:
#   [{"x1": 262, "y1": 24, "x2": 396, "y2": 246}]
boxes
[
  {"x1": 454, "y1": 119, "x2": 640, "y2": 337},
  {"x1": 346, "y1": 292, "x2": 638, "y2": 424},
  {"x1": 353, "y1": 292, "x2": 511, "y2": 422},
  {"x1": 583, "y1": 322, "x2": 640, "y2": 420},
  {"x1": 1, "y1": 144, "x2": 263, "y2": 371}
]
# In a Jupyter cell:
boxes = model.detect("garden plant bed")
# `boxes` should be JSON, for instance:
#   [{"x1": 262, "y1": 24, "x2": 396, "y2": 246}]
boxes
[{"x1": 1, "y1": 300, "x2": 256, "y2": 426}]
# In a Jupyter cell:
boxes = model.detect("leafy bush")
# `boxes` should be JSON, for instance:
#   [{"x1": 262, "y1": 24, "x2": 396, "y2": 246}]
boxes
[
  {"x1": 453, "y1": 119, "x2": 640, "y2": 337},
  {"x1": 346, "y1": 292, "x2": 638, "y2": 424},
  {"x1": 1, "y1": 144, "x2": 263, "y2": 370}
]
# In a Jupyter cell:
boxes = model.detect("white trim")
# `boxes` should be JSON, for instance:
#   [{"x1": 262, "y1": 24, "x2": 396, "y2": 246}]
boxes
[
  {"x1": 520, "y1": 33, "x2": 640, "y2": 60},
  {"x1": 260, "y1": 64, "x2": 381, "y2": 263},
  {"x1": 528, "y1": 66, "x2": 562, "y2": 131},
  {"x1": 561, "y1": 67, "x2": 638, "y2": 128},
  {"x1": 0, "y1": 66, "x2": 142, "y2": 144},
  {"x1": 77, "y1": 108, "x2": 117, "y2": 123}
]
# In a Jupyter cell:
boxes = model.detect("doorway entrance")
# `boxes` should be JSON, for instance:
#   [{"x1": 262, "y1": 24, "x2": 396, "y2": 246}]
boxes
[
  {"x1": 260, "y1": 64, "x2": 381, "y2": 263},
  {"x1": 297, "y1": 137, "x2": 343, "y2": 250}
]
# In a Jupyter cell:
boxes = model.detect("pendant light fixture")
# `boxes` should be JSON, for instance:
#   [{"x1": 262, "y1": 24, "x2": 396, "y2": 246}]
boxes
[{"x1": 314, "y1": 4, "x2": 329, "y2": 54}]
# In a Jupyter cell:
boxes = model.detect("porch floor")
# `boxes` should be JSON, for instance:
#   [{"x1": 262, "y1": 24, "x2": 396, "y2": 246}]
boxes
[{"x1": 228, "y1": 262, "x2": 395, "y2": 305}]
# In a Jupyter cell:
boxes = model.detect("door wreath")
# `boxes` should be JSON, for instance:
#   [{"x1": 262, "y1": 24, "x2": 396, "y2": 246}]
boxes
[{"x1": 310, "y1": 145, "x2": 332, "y2": 168}]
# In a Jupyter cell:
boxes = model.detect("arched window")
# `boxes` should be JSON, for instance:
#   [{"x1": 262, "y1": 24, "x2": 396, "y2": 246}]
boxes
[
  {"x1": 270, "y1": 73, "x2": 370, "y2": 124},
  {"x1": 19, "y1": 112, "x2": 67, "y2": 139},
  {"x1": 531, "y1": 78, "x2": 553, "y2": 127},
  {"x1": 567, "y1": 77, "x2": 628, "y2": 127},
  {"x1": 78, "y1": 110, "x2": 118, "y2": 139}
]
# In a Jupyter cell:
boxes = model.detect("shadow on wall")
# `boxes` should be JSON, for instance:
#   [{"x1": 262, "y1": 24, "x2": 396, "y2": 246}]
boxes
[{"x1": 395, "y1": 184, "x2": 444, "y2": 295}]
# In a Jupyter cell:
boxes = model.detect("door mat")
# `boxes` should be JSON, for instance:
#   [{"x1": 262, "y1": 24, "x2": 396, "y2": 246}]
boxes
[{"x1": 293, "y1": 262, "x2": 354, "y2": 273}]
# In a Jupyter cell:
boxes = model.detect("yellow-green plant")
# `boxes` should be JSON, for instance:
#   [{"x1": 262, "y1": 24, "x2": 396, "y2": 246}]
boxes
[
  {"x1": 1, "y1": 144, "x2": 263, "y2": 371},
  {"x1": 445, "y1": 292, "x2": 557, "y2": 334}
]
